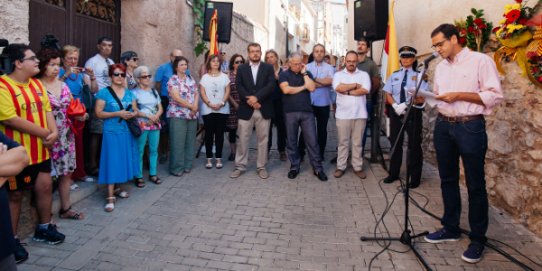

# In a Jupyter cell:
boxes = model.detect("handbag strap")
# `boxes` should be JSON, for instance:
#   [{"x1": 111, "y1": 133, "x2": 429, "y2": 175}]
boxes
[{"x1": 107, "y1": 86, "x2": 124, "y2": 110}]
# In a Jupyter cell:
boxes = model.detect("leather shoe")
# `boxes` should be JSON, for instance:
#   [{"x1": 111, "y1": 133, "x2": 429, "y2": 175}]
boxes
[
  {"x1": 230, "y1": 169, "x2": 243, "y2": 178},
  {"x1": 330, "y1": 156, "x2": 337, "y2": 164},
  {"x1": 279, "y1": 152, "x2": 287, "y2": 161},
  {"x1": 257, "y1": 168, "x2": 269, "y2": 179},
  {"x1": 287, "y1": 169, "x2": 299, "y2": 179},
  {"x1": 314, "y1": 171, "x2": 328, "y2": 181},
  {"x1": 333, "y1": 169, "x2": 344, "y2": 178},
  {"x1": 383, "y1": 175, "x2": 399, "y2": 184},
  {"x1": 354, "y1": 170, "x2": 367, "y2": 179}
]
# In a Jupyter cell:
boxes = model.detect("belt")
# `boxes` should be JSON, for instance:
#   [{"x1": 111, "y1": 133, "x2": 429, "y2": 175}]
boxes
[{"x1": 437, "y1": 113, "x2": 484, "y2": 123}]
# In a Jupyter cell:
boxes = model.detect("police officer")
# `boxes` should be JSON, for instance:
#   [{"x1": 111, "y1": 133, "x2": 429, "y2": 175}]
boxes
[{"x1": 382, "y1": 46, "x2": 427, "y2": 188}]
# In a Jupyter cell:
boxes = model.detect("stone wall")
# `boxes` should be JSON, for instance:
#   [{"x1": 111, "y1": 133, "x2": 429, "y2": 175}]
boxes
[
  {"x1": 0, "y1": 0, "x2": 29, "y2": 43},
  {"x1": 421, "y1": 56, "x2": 542, "y2": 236},
  {"x1": 120, "y1": 0, "x2": 196, "y2": 78}
]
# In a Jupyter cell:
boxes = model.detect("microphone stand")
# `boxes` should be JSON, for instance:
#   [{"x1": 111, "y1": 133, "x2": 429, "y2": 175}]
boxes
[{"x1": 360, "y1": 64, "x2": 432, "y2": 271}]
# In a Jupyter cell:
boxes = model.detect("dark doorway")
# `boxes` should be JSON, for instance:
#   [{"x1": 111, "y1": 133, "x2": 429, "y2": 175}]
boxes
[{"x1": 29, "y1": 0, "x2": 121, "y2": 64}]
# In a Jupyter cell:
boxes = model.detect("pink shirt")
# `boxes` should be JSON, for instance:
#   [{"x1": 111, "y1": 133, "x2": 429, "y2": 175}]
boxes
[{"x1": 433, "y1": 48, "x2": 503, "y2": 116}]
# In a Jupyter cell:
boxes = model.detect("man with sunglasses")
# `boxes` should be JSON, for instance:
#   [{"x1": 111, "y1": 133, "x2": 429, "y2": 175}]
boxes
[
  {"x1": 220, "y1": 51, "x2": 229, "y2": 74},
  {"x1": 424, "y1": 24, "x2": 503, "y2": 264},
  {"x1": 0, "y1": 44, "x2": 65, "y2": 264}
]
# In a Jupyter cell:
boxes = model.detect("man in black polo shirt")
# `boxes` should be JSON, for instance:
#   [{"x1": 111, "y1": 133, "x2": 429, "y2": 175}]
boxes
[
  {"x1": 279, "y1": 52, "x2": 327, "y2": 181},
  {"x1": 0, "y1": 131, "x2": 29, "y2": 269}
]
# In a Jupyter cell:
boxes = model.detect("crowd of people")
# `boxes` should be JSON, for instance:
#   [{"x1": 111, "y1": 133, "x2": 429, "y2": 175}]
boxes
[{"x1": 0, "y1": 22, "x2": 504, "y2": 269}]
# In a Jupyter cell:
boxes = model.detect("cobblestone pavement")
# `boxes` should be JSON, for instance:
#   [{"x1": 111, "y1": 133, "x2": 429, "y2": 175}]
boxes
[{"x1": 17, "y1": 120, "x2": 542, "y2": 271}]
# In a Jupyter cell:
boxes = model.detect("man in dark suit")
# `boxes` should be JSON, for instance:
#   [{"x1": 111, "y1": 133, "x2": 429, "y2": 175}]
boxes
[{"x1": 230, "y1": 43, "x2": 276, "y2": 179}]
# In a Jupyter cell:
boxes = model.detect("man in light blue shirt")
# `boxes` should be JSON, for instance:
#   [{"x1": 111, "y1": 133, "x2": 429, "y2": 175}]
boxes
[{"x1": 300, "y1": 44, "x2": 335, "y2": 159}]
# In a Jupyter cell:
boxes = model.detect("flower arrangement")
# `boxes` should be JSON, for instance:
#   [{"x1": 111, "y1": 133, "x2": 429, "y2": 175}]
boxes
[
  {"x1": 455, "y1": 9, "x2": 493, "y2": 52},
  {"x1": 527, "y1": 50, "x2": 542, "y2": 85},
  {"x1": 493, "y1": 0, "x2": 539, "y2": 41}
]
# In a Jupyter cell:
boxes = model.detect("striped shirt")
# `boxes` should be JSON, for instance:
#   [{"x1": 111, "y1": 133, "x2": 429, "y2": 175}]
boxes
[{"x1": 0, "y1": 75, "x2": 52, "y2": 165}]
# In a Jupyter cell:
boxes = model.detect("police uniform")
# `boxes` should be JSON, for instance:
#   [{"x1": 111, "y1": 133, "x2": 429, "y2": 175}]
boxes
[{"x1": 382, "y1": 46, "x2": 428, "y2": 188}]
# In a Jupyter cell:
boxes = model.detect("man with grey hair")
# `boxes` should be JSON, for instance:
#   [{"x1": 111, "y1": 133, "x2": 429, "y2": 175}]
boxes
[{"x1": 279, "y1": 52, "x2": 327, "y2": 181}]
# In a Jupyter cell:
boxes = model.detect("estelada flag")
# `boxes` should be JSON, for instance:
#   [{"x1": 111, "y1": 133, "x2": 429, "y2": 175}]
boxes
[
  {"x1": 380, "y1": 0, "x2": 399, "y2": 82},
  {"x1": 209, "y1": 9, "x2": 219, "y2": 56}
]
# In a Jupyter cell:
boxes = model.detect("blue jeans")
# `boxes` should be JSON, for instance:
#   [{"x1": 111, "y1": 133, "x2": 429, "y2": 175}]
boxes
[
  {"x1": 433, "y1": 117, "x2": 488, "y2": 244},
  {"x1": 285, "y1": 111, "x2": 323, "y2": 172},
  {"x1": 137, "y1": 130, "x2": 160, "y2": 178}
]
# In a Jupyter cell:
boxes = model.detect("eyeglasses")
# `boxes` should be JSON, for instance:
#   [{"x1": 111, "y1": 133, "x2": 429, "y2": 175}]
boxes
[
  {"x1": 112, "y1": 72, "x2": 126, "y2": 78},
  {"x1": 234, "y1": 61, "x2": 244, "y2": 64},
  {"x1": 20, "y1": 56, "x2": 39, "y2": 62},
  {"x1": 431, "y1": 39, "x2": 449, "y2": 50},
  {"x1": 138, "y1": 75, "x2": 152, "y2": 79},
  {"x1": 131, "y1": 57, "x2": 139, "y2": 61}
]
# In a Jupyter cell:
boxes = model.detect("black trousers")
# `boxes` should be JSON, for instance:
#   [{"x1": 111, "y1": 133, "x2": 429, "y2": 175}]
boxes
[
  {"x1": 202, "y1": 113, "x2": 228, "y2": 158},
  {"x1": 299, "y1": 105, "x2": 329, "y2": 158},
  {"x1": 388, "y1": 106, "x2": 423, "y2": 185},
  {"x1": 268, "y1": 99, "x2": 287, "y2": 152}
]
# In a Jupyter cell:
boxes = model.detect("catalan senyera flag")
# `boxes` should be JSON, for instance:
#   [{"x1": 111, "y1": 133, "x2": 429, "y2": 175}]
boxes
[
  {"x1": 209, "y1": 9, "x2": 219, "y2": 56},
  {"x1": 380, "y1": 0, "x2": 399, "y2": 82}
]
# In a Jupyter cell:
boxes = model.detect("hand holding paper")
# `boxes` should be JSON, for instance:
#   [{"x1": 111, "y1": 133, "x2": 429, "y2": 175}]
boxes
[{"x1": 392, "y1": 103, "x2": 407, "y2": 115}]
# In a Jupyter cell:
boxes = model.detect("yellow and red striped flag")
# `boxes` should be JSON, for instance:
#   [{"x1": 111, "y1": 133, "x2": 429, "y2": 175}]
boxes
[
  {"x1": 209, "y1": 9, "x2": 219, "y2": 56},
  {"x1": 380, "y1": 0, "x2": 399, "y2": 81}
]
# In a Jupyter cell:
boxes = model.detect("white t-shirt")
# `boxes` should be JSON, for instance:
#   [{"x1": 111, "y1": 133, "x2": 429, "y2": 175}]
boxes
[
  {"x1": 84, "y1": 54, "x2": 114, "y2": 90},
  {"x1": 332, "y1": 68, "x2": 371, "y2": 119},
  {"x1": 199, "y1": 73, "x2": 230, "y2": 115}
]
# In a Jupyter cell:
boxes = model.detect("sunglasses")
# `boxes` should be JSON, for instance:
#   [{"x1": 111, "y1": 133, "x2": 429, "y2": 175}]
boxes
[
  {"x1": 131, "y1": 57, "x2": 139, "y2": 61},
  {"x1": 112, "y1": 72, "x2": 126, "y2": 78},
  {"x1": 139, "y1": 75, "x2": 152, "y2": 79},
  {"x1": 234, "y1": 60, "x2": 244, "y2": 64}
]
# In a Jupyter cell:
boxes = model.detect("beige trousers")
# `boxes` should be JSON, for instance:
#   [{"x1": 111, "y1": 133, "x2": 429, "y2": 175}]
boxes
[
  {"x1": 336, "y1": 118, "x2": 367, "y2": 171},
  {"x1": 235, "y1": 110, "x2": 271, "y2": 171}
]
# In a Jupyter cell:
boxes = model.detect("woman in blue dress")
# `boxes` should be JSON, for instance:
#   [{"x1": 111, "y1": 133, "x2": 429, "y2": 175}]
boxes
[{"x1": 95, "y1": 63, "x2": 140, "y2": 212}]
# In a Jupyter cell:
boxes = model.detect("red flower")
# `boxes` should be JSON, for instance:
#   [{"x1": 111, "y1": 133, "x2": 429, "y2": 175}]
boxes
[
  {"x1": 460, "y1": 28, "x2": 467, "y2": 36},
  {"x1": 467, "y1": 26, "x2": 475, "y2": 33},
  {"x1": 479, "y1": 23, "x2": 487, "y2": 29},
  {"x1": 492, "y1": 26, "x2": 501, "y2": 33},
  {"x1": 518, "y1": 18, "x2": 527, "y2": 25},
  {"x1": 459, "y1": 37, "x2": 467, "y2": 45},
  {"x1": 537, "y1": 76, "x2": 542, "y2": 83},
  {"x1": 506, "y1": 10, "x2": 521, "y2": 23},
  {"x1": 474, "y1": 18, "x2": 483, "y2": 26},
  {"x1": 515, "y1": 0, "x2": 522, "y2": 3}
]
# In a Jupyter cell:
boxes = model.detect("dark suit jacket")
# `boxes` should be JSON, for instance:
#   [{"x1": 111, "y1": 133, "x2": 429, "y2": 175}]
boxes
[{"x1": 235, "y1": 62, "x2": 276, "y2": 120}]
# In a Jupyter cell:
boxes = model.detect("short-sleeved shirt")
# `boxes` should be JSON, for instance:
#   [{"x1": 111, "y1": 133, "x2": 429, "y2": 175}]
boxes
[
  {"x1": 306, "y1": 61, "x2": 335, "y2": 106},
  {"x1": 199, "y1": 73, "x2": 230, "y2": 115},
  {"x1": 84, "y1": 54, "x2": 114, "y2": 91},
  {"x1": 0, "y1": 75, "x2": 51, "y2": 165},
  {"x1": 155, "y1": 62, "x2": 191, "y2": 97},
  {"x1": 167, "y1": 75, "x2": 199, "y2": 120},
  {"x1": 278, "y1": 69, "x2": 314, "y2": 113},
  {"x1": 59, "y1": 68, "x2": 84, "y2": 101},
  {"x1": 383, "y1": 67, "x2": 429, "y2": 104},
  {"x1": 133, "y1": 88, "x2": 162, "y2": 130},
  {"x1": 0, "y1": 132, "x2": 18, "y2": 261},
  {"x1": 95, "y1": 87, "x2": 135, "y2": 134},
  {"x1": 332, "y1": 68, "x2": 371, "y2": 119}
]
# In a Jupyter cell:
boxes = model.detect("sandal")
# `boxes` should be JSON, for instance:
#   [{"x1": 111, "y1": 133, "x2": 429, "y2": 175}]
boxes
[
  {"x1": 205, "y1": 158, "x2": 213, "y2": 169},
  {"x1": 113, "y1": 188, "x2": 129, "y2": 198},
  {"x1": 59, "y1": 206, "x2": 85, "y2": 220},
  {"x1": 215, "y1": 158, "x2": 223, "y2": 169},
  {"x1": 149, "y1": 175, "x2": 162, "y2": 185},
  {"x1": 104, "y1": 197, "x2": 115, "y2": 212},
  {"x1": 135, "y1": 178, "x2": 146, "y2": 188}
]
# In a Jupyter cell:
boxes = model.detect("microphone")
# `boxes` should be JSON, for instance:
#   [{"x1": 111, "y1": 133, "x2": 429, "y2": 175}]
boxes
[{"x1": 423, "y1": 52, "x2": 439, "y2": 65}]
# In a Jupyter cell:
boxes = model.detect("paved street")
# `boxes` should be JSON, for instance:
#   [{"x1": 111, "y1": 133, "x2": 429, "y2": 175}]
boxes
[{"x1": 17, "y1": 120, "x2": 542, "y2": 271}]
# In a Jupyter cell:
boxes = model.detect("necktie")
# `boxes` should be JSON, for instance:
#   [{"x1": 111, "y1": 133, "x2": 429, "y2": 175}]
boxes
[{"x1": 400, "y1": 71, "x2": 407, "y2": 103}]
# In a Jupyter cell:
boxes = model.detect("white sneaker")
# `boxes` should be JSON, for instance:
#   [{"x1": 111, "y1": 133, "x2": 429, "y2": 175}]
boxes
[
  {"x1": 70, "y1": 183, "x2": 80, "y2": 191},
  {"x1": 83, "y1": 176, "x2": 94, "y2": 182}
]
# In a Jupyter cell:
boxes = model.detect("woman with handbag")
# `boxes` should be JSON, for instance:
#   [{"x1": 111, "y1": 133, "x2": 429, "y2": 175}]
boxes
[
  {"x1": 60, "y1": 45, "x2": 97, "y2": 184},
  {"x1": 132, "y1": 66, "x2": 163, "y2": 187},
  {"x1": 95, "y1": 63, "x2": 140, "y2": 212},
  {"x1": 37, "y1": 48, "x2": 85, "y2": 220},
  {"x1": 167, "y1": 56, "x2": 199, "y2": 176}
]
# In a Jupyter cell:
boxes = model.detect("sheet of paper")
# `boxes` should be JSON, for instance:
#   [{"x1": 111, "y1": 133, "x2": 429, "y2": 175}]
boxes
[{"x1": 408, "y1": 89, "x2": 438, "y2": 107}]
